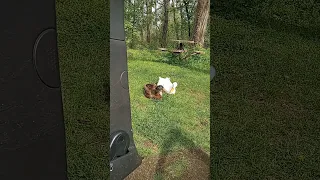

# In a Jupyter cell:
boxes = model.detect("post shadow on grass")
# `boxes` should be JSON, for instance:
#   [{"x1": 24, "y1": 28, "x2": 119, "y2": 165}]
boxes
[{"x1": 154, "y1": 127, "x2": 210, "y2": 179}]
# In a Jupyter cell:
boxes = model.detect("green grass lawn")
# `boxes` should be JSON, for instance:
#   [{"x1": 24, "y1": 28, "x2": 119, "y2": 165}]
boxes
[
  {"x1": 56, "y1": 0, "x2": 109, "y2": 179},
  {"x1": 211, "y1": 15, "x2": 320, "y2": 179},
  {"x1": 55, "y1": 1, "x2": 320, "y2": 178},
  {"x1": 127, "y1": 49, "x2": 210, "y2": 177}
]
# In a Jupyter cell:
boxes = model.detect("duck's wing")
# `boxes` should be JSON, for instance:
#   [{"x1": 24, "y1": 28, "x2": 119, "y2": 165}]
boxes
[
  {"x1": 166, "y1": 78, "x2": 172, "y2": 85},
  {"x1": 153, "y1": 93, "x2": 162, "y2": 100},
  {"x1": 144, "y1": 84, "x2": 150, "y2": 89},
  {"x1": 165, "y1": 80, "x2": 174, "y2": 89},
  {"x1": 145, "y1": 84, "x2": 155, "y2": 91}
]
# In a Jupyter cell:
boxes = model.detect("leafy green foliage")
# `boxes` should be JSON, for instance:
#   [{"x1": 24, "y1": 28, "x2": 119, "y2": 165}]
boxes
[{"x1": 124, "y1": 0, "x2": 210, "y2": 49}]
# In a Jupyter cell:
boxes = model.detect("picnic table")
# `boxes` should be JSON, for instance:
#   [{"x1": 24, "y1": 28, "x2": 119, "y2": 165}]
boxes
[
  {"x1": 158, "y1": 39, "x2": 204, "y2": 60},
  {"x1": 171, "y1": 40, "x2": 204, "y2": 59},
  {"x1": 171, "y1": 39, "x2": 195, "y2": 53}
]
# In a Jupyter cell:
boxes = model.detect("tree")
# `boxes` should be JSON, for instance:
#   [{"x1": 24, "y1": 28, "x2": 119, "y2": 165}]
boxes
[
  {"x1": 131, "y1": 0, "x2": 136, "y2": 48},
  {"x1": 178, "y1": 0, "x2": 185, "y2": 40},
  {"x1": 125, "y1": 0, "x2": 207, "y2": 49},
  {"x1": 161, "y1": 0, "x2": 169, "y2": 47},
  {"x1": 192, "y1": 0, "x2": 210, "y2": 46},
  {"x1": 146, "y1": 0, "x2": 152, "y2": 43},
  {"x1": 183, "y1": 0, "x2": 192, "y2": 39},
  {"x1": 172, "y1": 0, "x2": 180, "y2": 40}
]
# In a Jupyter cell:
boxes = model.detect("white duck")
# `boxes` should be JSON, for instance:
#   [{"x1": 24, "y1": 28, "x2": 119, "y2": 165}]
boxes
[{"x1": 157, "y1": 77, "x2": 178, "y2": 94}]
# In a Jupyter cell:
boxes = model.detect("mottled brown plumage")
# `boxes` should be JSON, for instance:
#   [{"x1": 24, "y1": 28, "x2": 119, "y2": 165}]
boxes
[{"x1": 143, "y1": 84, "x2": 164, "y2": 100}]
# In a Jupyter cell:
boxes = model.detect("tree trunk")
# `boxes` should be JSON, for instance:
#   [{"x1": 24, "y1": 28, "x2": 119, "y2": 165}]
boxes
[
  {"x1": 172, "y1": 0, "x2": 180, "y2": 40},
  {"x1": 146, "y1": 0, "x2": 151, "y2": 44},
  {"x1": 154, "y1": 0, "x2": 158, "y2": 27},
  {"x1": 140, "y1": 0, "x2": 145, "y2": 43},
  {"x1": 161, "y1": 0, "x2": 169, "y2": 47},
  {"x1": 154, "y1": 0, "x2": 158, "y2": 45},
  {"x1": 131, "y1": 0, "x2": 136, "y2": 48},
  {"x1": 140, "y1": 29, "x2": 144, "y2": 43},
  {"x1": 192, "y1": 0, "x2": 210, "y2": 47},
  {"x1": 183, "y1": 0, "x2": 191, "y2": 39},
  {"x1": 178, "y1": 0, "x2": 184, "y2": 40}
]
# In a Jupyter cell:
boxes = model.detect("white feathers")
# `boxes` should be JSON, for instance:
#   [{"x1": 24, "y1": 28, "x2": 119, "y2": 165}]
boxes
[{"x1": 157, "y1": 77, "x2": 178, "y2": 94}]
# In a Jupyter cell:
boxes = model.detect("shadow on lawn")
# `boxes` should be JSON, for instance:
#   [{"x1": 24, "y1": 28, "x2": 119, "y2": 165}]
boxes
[{"x1": 154, "y1": 128, "x2": 210, "y2": 179}]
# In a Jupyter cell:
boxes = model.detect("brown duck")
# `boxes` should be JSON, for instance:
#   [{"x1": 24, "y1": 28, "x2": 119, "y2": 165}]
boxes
[{"x1": 143, "y1": 83, "x2": 164, "y2": 100}]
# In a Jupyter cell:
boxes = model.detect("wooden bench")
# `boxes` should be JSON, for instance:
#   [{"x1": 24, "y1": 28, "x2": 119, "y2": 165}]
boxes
[{"x1": 158, "y1": 48, "x2": 168, "y2": 51}]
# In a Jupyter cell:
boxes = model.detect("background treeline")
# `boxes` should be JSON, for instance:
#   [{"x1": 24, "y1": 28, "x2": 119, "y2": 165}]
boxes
[
  {"x1": 212, "y1": 0, "x2": 320, "y2": 39},
  {"x1": 125, "y1": 0, "x2": 210, "y2": 49}
]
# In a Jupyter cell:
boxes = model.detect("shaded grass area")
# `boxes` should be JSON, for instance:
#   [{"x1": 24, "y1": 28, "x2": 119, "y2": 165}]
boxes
[
  {"x1": 211, "y1": 15, "x2": 320, "y2": 179},
  {"x1": 56, "y1": 0, "x2": 109, "y2": 179}
]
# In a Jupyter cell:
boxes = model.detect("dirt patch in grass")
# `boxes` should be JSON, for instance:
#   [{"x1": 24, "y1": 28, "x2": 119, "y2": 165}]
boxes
[
  {"x1": 135, "y1": 103, "x2": 147, "y2": 111},
  {"x1": 192, "y1": 119, "x2": 209, "y2": 132},
  {"x1": 200, "y1": 119, "x2": 209, "y2": 127},
  {"x1": 125, "y1": 148, "x2": 210, "y2": 180},
  {"x1": 143, "y1": 140, "x2": 159, "y2": 152},
  {"x1": 192, "y1": 91, "x2": 207, "y2": 104}
]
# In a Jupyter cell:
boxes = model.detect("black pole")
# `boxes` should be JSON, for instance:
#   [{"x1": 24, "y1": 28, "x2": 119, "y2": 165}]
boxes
[{"x1": 110, "y1": 0, "x2": 142, "y2": 179}]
